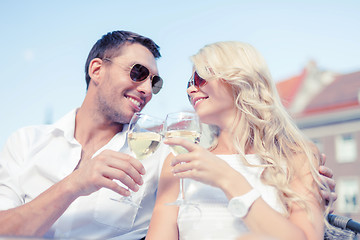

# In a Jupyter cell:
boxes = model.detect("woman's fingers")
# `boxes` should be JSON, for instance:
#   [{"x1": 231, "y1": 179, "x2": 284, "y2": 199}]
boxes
[{"x1": 164, "y1": 137, "x2": 199, "y2": 152}]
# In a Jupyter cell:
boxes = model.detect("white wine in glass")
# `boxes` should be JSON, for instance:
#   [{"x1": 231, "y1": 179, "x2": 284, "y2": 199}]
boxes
[
  {"x1": 128, "y1": 131, "x2": 162, "y2": 160},
  {"x1": 111, "y1": 112, "x2": 163, "y2": 208},
  {"x1": 165, "y1": 130, "x2": 200, "y2": 155},
  {"x1": 164, "y1": 112, "x2": 202, "y2": 206}
]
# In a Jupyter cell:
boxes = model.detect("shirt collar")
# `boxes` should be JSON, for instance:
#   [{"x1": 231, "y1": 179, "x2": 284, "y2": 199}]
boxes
[
  {"x1": 51, "y1": 109, "x2": 78, "y2": 143},
  {"x1": 50, "y1": 109, "x2": 129, "y2": 149}
]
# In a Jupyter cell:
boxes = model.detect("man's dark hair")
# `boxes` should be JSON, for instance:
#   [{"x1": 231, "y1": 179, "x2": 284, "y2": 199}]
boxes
[{"x1": 84, "y1": 30, "x2": 161, "y2": 89}]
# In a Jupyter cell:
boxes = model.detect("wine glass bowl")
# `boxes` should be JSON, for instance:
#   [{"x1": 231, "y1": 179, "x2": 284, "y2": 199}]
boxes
[
  {"x1": 128, "y1": 131, "x2": 162, "y2": 160},
  {"x1": 165, "y1": 112, "x2": 201, "y2": 156},
  {"x1": 127, "y1": 113, "x2": 163, "y2": 160}
]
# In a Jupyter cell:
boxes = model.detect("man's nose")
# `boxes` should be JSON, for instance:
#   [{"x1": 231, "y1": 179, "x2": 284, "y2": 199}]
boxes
[{"x1": 136, "y1": 77, "x2": 153, "y2": 96}]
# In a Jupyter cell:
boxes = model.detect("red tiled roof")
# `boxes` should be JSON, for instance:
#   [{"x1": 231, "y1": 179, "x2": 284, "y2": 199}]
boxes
[
  {"x1": 302, "y1": 71, "x2": 360, "y2": 115},
  {"x1": 276, "y1": 69, "x2": 307, "y2": 108}
]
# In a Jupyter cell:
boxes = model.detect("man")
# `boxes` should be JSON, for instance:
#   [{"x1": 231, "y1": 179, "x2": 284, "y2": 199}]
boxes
[
  {"x1": 0, "y1": 30, "x2": 166, "y2": 239},
  {"x1": 0, "y1": 30, "x2": 336, "y2": 239}
]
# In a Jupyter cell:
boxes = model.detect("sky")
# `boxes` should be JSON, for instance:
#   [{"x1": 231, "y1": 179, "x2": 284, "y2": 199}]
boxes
[{"x1": 0, "y1": 0, "x2": 359, "y2": 148}]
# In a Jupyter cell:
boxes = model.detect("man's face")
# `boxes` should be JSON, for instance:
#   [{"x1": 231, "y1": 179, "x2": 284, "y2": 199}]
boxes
[{"x1": 96, "y1": 43, "x2": 159, "y2": 124}]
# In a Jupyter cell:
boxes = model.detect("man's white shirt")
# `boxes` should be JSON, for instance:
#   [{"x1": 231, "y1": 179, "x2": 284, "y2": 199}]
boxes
[{"x1": 0, "y1": 109, "x2": 169, "y2": 239}]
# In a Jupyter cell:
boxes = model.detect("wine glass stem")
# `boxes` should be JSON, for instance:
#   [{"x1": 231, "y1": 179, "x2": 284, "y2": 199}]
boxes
[{"x1": 180, "y1": 178, "x2": 185, "y2": 201}]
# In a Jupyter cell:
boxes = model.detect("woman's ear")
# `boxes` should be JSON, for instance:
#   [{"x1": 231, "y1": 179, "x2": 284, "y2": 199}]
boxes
[{"x1": 88, "y1": 58, "x2": 103, "y2": 86}]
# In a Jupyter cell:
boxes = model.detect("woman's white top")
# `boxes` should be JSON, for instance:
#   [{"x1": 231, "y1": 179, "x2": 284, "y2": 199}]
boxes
[{"x1": 177, "y1": 154, "x2": 286, "y2": 240}]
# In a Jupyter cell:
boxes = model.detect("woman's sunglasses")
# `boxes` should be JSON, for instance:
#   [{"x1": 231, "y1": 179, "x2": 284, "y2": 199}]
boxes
[
  {"x1": 187, "y1": 71, "x2": 207, "y2": 89},
  {"x1": 104, "y1": 58, "x2": 163, "y2": 94}
]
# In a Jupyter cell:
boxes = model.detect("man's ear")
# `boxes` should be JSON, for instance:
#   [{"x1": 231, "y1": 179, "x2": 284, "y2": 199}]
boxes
[{"x1": 88, "y1": 58, "x2": 103, "y2": 86}]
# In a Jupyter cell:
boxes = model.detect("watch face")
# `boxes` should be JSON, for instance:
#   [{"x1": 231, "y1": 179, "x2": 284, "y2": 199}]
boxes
[
  {"x1": 228, "y1": 189, "x2": 261, "y2": 218},
  {"x1": 229, "y1": 198, "x2": 247, "y2": 218}
]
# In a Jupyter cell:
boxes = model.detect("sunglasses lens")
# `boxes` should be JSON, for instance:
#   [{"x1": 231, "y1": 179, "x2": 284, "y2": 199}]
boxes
[
  {"x1": 130, "y1": 64, "x2": 149, "y2": 82},
  {"x1": 152, "y1": 76, "x2": 163, "y2": 94},
  {"x1": 194, "y1": 72, "x2": 206, "y2": 87},
  {"x1": 187, "y1": 72, "x2": 206, "y2": 89},
  {"x1": 130, "y1": 63, "x2": 163, "y2": 94}
]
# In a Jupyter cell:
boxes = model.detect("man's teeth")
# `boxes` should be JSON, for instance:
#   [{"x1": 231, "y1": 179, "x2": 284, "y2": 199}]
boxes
[{"x1": 127, "y1": 97, "x2": 141, "y2": 107}]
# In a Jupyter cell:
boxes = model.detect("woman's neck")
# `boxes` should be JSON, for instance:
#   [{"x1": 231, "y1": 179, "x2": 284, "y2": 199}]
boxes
[
  {"x1": 210, "y1": 128, "x2": 253, "y2": 155},
  {"x1": 210, "y1": 130, "x2": 236, "y2": 155}
]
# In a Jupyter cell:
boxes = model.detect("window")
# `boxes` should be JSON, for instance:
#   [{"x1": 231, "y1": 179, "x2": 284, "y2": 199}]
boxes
[
  {"x1": 335, "y1": 133, "x2": 357, "y2": 163},
  {"x1": 337, "y1": 178, "x2": 359, "y2": 213}
]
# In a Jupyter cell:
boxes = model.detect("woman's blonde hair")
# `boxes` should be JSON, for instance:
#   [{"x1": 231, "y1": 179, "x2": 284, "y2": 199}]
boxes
[{"x1": 190, "y1": 41, "x2": 331, "y2": 220}]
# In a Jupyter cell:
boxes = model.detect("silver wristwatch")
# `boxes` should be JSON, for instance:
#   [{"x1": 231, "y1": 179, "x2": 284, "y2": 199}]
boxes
[{"x1": 228, "y1": 188, "x2": 261, "y2": 218}]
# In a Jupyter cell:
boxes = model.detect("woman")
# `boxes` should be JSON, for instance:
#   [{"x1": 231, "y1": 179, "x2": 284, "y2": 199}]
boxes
[{"x1": 147, "y1": 41, "x2": 331, "y2": 239}]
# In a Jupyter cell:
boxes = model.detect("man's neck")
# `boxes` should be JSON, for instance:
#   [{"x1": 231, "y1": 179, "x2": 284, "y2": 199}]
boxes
[{"x1": 74, "y1": 107, "x2": 124, "y2": 154}]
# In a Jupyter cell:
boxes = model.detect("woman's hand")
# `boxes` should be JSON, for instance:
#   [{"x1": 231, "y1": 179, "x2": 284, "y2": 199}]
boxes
[{"x1": 164, "y1": 137, "x2": 252, "y2": 198}]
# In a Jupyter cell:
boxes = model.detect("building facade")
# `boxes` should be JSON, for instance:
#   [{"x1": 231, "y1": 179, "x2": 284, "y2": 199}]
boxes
[{"x1": 276, "y1": 63, "x2": 360, "y2": 221}]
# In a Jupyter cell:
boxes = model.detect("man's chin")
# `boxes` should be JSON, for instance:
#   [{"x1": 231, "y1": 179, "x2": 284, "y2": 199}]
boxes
[{"x1": 125, "y1": 110, "x2": 140, "y2": 123}]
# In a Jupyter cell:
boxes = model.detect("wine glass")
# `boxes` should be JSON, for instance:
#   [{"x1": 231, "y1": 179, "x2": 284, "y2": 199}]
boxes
[
  {"x1": 164, "y1": 111, "x2": 202, "y2": 206},
  {"x1": 111, "y1": 112, "x2": 163, "y2": 208}
]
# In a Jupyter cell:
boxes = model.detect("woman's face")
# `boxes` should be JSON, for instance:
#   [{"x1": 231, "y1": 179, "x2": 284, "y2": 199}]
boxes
[{"x1": 187, "y1": 72, "x2": 236, "y2": 129}]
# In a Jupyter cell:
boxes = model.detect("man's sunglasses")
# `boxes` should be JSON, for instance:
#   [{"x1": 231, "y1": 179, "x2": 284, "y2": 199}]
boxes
[
  {"x1": 187, "y1": 71, "x2": 207, "y2": 89},
  {"x1": 104, "y1": 58, "x2": 163, "y2": 94}
]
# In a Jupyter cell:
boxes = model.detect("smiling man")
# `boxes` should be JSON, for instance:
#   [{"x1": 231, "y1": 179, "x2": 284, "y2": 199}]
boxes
[{"x1": 0, "y1": 31, "x2": 166, "y2": 239}]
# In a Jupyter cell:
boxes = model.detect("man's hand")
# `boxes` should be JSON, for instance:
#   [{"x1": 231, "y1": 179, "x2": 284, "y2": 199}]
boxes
[
  {"x1": 319, "y1": 153, "x2": 337, "y2": 213},
  {"x1": 68, "y1": 149, "x2": 146, "y2": 198}
]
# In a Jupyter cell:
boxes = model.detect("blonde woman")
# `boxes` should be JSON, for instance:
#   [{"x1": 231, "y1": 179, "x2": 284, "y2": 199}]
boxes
[{"x1": 147, "y1": 41, "x2": 331, "y2": 240}]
